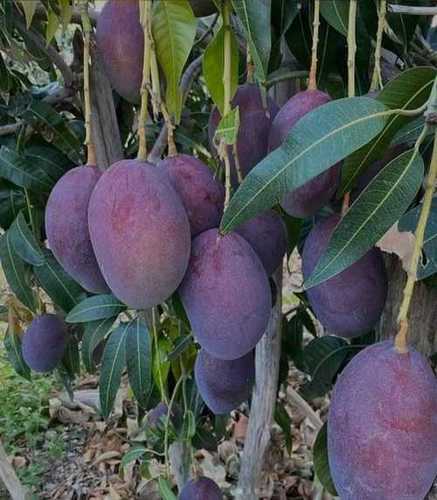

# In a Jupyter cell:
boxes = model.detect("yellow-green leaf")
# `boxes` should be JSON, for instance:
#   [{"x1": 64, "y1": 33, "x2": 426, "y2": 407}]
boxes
[
  {"x1": 46, "y1": 8, "x2": 60, "y2": 45},
  {"x1": 18, "y1": 0, "x2": 39, "y2": 29}
]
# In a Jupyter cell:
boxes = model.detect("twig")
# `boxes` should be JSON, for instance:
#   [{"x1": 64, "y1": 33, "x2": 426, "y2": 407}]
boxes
[
  {"x1": 308, "y1": 0, "x2": 320, "y2": 91},
  {"x1": 370, "y1": 0, "x2": 387, "y2": 92},
  {"x1": 79, "y1": 0, "x2": 96, "y2": 165},
  {"x1": 15, "y1": 18, "x2": 74, "y2": 88},
  {"x1": 388, "y1": 5, "x2": 437, "y2": 16},
  {"x1": 0, "y1": 439, "x2": 30, "y2": 500},
  {"x1": 395, "y1": 84, "x2": 437, "y2": 352},
  {"x1": 287, "y1": 388, "x2": 323, "y2": 433},
  {"x1": 138, "y1": 0, "x2": 152, "y2": 161},
  {"x1": 148, "y1": 56, "x2": 202, "y2": 163},
  {"x1": 347, "y1": 0, "x2": 357, "y2": 98}
]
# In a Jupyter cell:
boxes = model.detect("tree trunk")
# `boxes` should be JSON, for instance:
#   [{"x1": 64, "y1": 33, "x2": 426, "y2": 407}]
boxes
[
  {"x1": 378, "y1": 255, "x2": 437, "y2": 356},
  {"x1": 0, "y1": 439, "x2": 30, "y2": 500},
  {"x1": 90, "y1": 44, "x2": 123, "y2": 169},
  {"x1": 236, "y1": 269, "x2": 283, "y2": 500}
]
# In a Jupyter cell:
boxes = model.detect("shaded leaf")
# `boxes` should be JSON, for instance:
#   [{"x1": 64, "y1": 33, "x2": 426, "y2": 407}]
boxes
[
  {"x1": 313, "y1": 423, "x2": 338, "y2": 496},
  {"x1": 46, "y1": 8, "x2": 60, "y2": 44},
  {"x1": 166, "y1": 334, "x2": 193, "y2": 362},
  {"x1": 275, "y1": 403, "x2": 292, "y2": 454},
  {"x1": 0, "y1": 53, "x2": 11, "y2": 92},
  {"x1": 34, "y1": 251, "x2": 85, "y2": 312},
  {"x1": 121, "y1": 447, "x2": 146, "y2": 468},
  {"x1": 99, "y1": 322, "x2": 129, "y2": 418},
  {"x1": 18, "y1": 0, "x2": 38, "y2": 28},
  {"x1": 202, "y1": 23, "x2": 239, "y2": 115},
  {"x1": 320, "y1": 0, "x2": 349, "y2": 36},
  {"x1": 66, "y1": 294, "x2": 125, "y2": 323},
  {"x1": 21, "y1": 101, "x2": 82, "y2": 163},
  {"x1": 0, "y1": 146, "x2": 55, "y2": 191},
  {"x1": 126, "y1": 317, "x2": 152, "y2": 408},
  {"x1": 339, "y1": 67, "x2": 436, "y2": 196},
  {"x1": 306, "y1": 149, "x2": 424, "y2": 289},
  {"x1": 62, "y1": 335, "x2": 81, "y2": 377},
  {"x1": 82, "y1": 317, "x2": 115, "y2": 372},
  {"x1": 0, "y1": 182, "x2": 26, "y2": 230},
  {"x1": 158, "y1": 478, "x2": 177, "y2": 500},
  {"x1": 392, "y1": 116, "x2": 434, "y2": 146},
  {"x1": 232, "y1": 0, "x2": 271, "y2": 81},
  {"x1": 221, "y1": 97, "x2": 389, "y2": 233},
  {"x1": 215, "y1": 107, "x2": 240, "y2": 145},
  {"x1": 4, "y1": 327, "x2": 31, "y2": 380},
  {"x1": 9, "y1": 210, "x2": 44, "y2": 266},
  {"x1": 152, "y1": 0, "x2": 197, "y2": 123},
  {"x1": 0, "y1": 230, "x2": 37, "y2": 311}
]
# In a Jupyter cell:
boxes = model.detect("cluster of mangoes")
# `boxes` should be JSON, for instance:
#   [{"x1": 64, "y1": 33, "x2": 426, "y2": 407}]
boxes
[{"x1": 20, "y1": 1, "x2": 437, "y2": 498}]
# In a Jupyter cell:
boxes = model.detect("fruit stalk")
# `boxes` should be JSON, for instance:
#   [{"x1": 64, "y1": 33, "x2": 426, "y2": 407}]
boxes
[
  {"x1": 79, "y1": 0, "x2": 96, "y2": 166},
  {"x1": 395, "y1": 77, "x2": 437, "y2": 352},
  {"x1": 138, "y1": 0, "x2": 152, "y2": 161},
  {"x1": 308, "y1": 0, "x2": 320, "y2": 91},
  {"x1": 222, "y1": 0, "x2": 233, "y2": 209},
  {"x1": 347, "y1": 0, "x2": 357, "y2": 98},
  {"x1": 370, "y1": 0, "x2": 386, "y2": 92},
  {"x1": 342, "y1": 0, "x2": 358, "y2": 215}
]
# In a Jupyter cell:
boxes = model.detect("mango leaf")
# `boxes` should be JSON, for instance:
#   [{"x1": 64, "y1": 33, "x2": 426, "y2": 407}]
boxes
[
  {"x1": 46, "y1": 8, "x2": 60, "y2": 44},
  {"x1": 221, "y1": 97, "x2": 389, "y2": 233},
  {"x1": 82, "y1": 317, "x2": 115, "y2": 372},
  {"x1": 392, "y1": 116, "x2": 434, "y2": 146},
  {"x1": 34, "y1": 251, "x2": 85, "y2": 312},
  {"x1": 214, "y1": 107, "x2": 240, "y2": 145},
  {"x1": 232, "y1": 0, "x2": 271, "y2": 81},
  {"x1": 0, "y1": 183, "x2": 26, "y2": 230},
  {"x1": 339, "y1": 66, "x2": 436, "y2": 196},
  {"x1": 99, "y1": 322, "x2": 129, "y2": 418},
  {"x1": 4, "y1": 327, "x2": 31, "y2": 380},
  {"x1": 62, "y1": 335, "x2": 81, "y2": 377},
  {"x1": 271, "y1": 0, "x2": 299, "y2": 40},
  {"x1": 313, "y1": 423, "x2": 338, "y2": 496},
  {"x1": 158, "y1": 478, "x2": 177, "y2": 500},
  {"x1": 23, "y1": 145, "x2": 73, "y2": 183},
  {"x1": 152, "y1": 0, "x2": 197, "y2": 123},
  {"x1": 0, "y1": 146, "x2": 55, "y2": 192},
  {"x1": 66, "y1": 294, "x2": 126, "y2": 323},
  {"x1": 20, "y1": 101, "x2": 83, "y2": 163},
  {"x1": 275, "y1": 403, "x2": 293, "y2": 454},
  {"x1": 400, "y1": 198, "x2": 437, "y2": 280},
  {"x1": 58, "y1": 0, "x2": 73, "y2": 30},
  {"x1": 121, "y1": 447, "x2": 147, "y2": 469},
  {"x1": 18, "y1": 0, "x2": 38, "y2": 28},
  {"x1": 0, "y1": 53, "x2": 11, "y2": 92},
  {"x1": 126, "y1": 317, "x2": 152, "y2": 408},
  {"x1": 202, "y1": 24, "x2": 239, "y2": 115},
  {"x1": 320, "y1": 0, "x2": 349, "y2": 36},
  {"x1": 9, "y1": 210, "x2": 44, "y2": 266},
  {"x1": 305, "y1": 149, "x2": 424, "y2": 289},
  {"x1": 0, "y1": 230, "x2": 37, "y2": 311}
]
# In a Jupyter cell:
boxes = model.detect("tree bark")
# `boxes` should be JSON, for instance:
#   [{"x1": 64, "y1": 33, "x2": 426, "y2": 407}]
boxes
[
  {"x1": 378, "y1": 255, "x2": 437, "y2": 356},
  {"x1": 236, "y1": 269, "x2": 283, "y2": 500},
  {"x1": 90, "y1": 45, "x2": 123, "y2": 170},
  {"x1": 0, "y1": 439, "x2": 30, "y2": 500}
]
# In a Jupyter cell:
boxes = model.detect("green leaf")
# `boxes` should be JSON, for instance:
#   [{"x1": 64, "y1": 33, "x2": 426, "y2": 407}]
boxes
[
  {"x1": 339, "y1": 67, "x2": 436, "y2": 196},
  {"x1": 0, "y1": 53, "x2": 11, "y2": 93},
  {"x1": 21, "y1": 101, "x2": 82, "y2": 163},
  {"x1": 18, "y1": 0, "x2": 38, "y2": 28},
  {"x1": 66, "y1": 294, "x2": 126, "y2": 323},
  {"x1": 0, "y1": 146, "x2": 55, "y2": 192},
  {"x1": 313, "y1": 423, "x2": 338, "y2": 496},
  {"x1": 221, "y1": 97, "x2": 389, "y2": 233},
  {"x1": 152, "y1": 0, "x2": 197, "y2": 123},
  {"x1": 158, "y1": 477, "x2": 177, "y2": 500},
  {"x1": 271, "y1": 0, "x2": 299, "y2": 40},
  {"x1": 9, "y1": 211, "x2": 44, "y2": 266},
  {"x1": 274, "y1": 403, "x2": 293, "y2": 454},
  {"x1": 320, "y1": 0, "x2": 349, "y2": 36},
  {"x1": 202, "y1": 24, "x2": 239, "y2": 115},
  {"x1": 305, "y1": 149, "x2": 424, "y2": 289},
  {"x1": 4, "y1": 327, "x2": 31, "y2": 380},
  {"x1": 0, "y1": 183, "x2": 26, "y2": 230},
  {"x1": 62, "y1": 335, "x2": 81, "y2": 377},
  {"x1": 182, "y1": 409, "x2": 196, "y2": 440},
  {"x1": 82, "y1": 317, "x2": 116, "y2": 372},
  {"x1": 121, "y1": 447, "x2": 147, "y2": 468},
  {"x1": 392, "y1": 116, "x2": 434, "y2": 146},
  {"x1": 0, "y1": 230, "x2": 37, "y2": 311},
  {"x1": 23, "y1": 145, "x2": 72, "y2": 183},
  {"x1": 46, "y1": 8, "x2": 60, "y2": 45},
  {"x1": 166, "y1": 334, "x2": 193, "y2": 362},
  {"x1": 214, "y1": 107, "x2": 240, "y2": 145},
  {"x1": 34, "y1": 251, "x2": 85, "y2": 312},
  {"x1": 126, "y1": 317, "x2": 152, "y2": 408},
  {"x1": 231, "y1": 0, "x2": 271, "y2": 81},
  {"x1": 99, "y1": 322, "x2": 129, "y2": 418}
]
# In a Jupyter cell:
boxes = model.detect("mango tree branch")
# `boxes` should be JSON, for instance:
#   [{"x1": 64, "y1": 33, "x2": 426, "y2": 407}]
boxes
[
  {"x1": 395, "y1": 85, "x2": 437, "y2": 352},
  {"x1": 370, "y1": 0, "x2": 387, "y2": 92},
  {"x1": 308, "y1": 0, "x2": 320, "y2": 91},
  {"x1": 388, "y1": 5, "x2": 437, "y2": 15}
]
